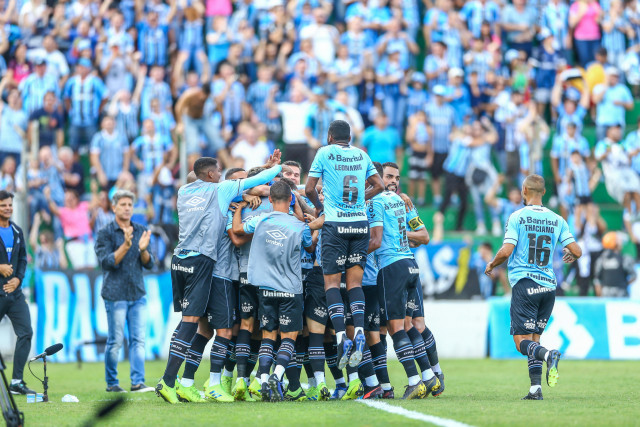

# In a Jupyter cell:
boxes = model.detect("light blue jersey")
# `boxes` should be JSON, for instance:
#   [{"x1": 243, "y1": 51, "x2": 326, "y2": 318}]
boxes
[
  {"x1": 504, "y1": 205, "x2": 575, "y2": 289},
  {"x1": 362, "y1": 253, "x2": 379, "y2": 286},
  {"x1": 367, "y1": 191, "x2": 413, "y2": 269},
  {"x1": 309, "y1": 144, "x2": 378, "y2": 223}
]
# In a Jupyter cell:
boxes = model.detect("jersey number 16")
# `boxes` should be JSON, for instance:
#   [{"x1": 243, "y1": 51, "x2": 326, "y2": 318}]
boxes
[{"x1": 527, "y1": 233, "x2": 551, "y2": 266}]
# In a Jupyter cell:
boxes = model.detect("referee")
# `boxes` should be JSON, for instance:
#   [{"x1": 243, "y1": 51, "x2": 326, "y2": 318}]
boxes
[{"x1": 0, "y1": 190, "x2": 35, "y2": 395}]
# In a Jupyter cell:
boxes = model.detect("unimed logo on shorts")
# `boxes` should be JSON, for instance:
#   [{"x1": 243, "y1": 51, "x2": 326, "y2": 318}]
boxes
[{"x1": 172, "y1": 263, "x2": 194, "y2": 274}]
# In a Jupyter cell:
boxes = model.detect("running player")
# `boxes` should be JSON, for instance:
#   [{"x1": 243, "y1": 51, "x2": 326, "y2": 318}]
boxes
[
  {"x1": 485, "y1": 174, "x2": 582, "y2": 400},
  {"x1": 156, "y1": 153, "x2": 282, "y2": 404},
  {"x1": 305, "y1": 120, "x2": 384, "y2": 370},
  {"x1": 233, "y1": 180, "x2": 317, "y2": 401}
]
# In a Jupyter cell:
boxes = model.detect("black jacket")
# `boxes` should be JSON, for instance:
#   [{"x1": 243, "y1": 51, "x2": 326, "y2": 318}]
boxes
[{"x1": 0, "y1": 221, "x2": 28, "y2": 298}]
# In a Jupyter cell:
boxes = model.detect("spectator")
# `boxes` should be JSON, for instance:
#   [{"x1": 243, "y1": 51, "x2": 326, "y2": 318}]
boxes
[
  {"x1": 485, "y1": 176, "x2": 523, "y2": 234},
  {"x1": 592, "y1": 67, "x2": 633, "y2": 141},
  {"x1": 573, "y1": 204, "x2": 606, "y2": 296},
  {"x1": 472, "y1": 242, "x2": 508, "y2": 298},
  {"x1": 27, "y1": 91, "x2": 64, "y2": 151},
  {"x1": 18, "y1": 56, "x2": 59, "y2": 115},
  {"x1": 623, "y1": 117, "x2": 640, "y2": 177},
  {"x1": 90, "y1": 185, "x2": 116, "y2": 234},
  {"x1": 90, "y1": 115, "x2": 130, "y2": 191},
  {"x1": 445, "y1": 68, "x2": 471, "y2": 126},
  {"x1": 566, "y1": 150, "x2": 601, "y2": 232},
  {"x1": 406, "y1": 111, "x2": 432, "y2": 206},
  {"x1": 147, "y1": 97, "x2": 176, "y2": 144},
  {"x1": 94, "y1": 189, "x2": 155, "y2": 393},
  {"x1": 405, "y1": 72, "x2": 428, "y2": 120},
  {"x1": 131, "y1": 119, "x2": 175, "y2": 199},
  {"x1": 425, "y1": 84, "x2": 456, "y2": 205},
  {"x1": 0, "y1": 156, "x2": 16, "y2": 192},
  {"x1": 328, "y1": 45, "x2": 362, "y2": 109},
  {"x1": 424, "y1": 41, "x2": 449, "y2": 91},
  {"x1": 375, "y1": 17, "x2": 419, "y2": 71},
  {"x1": 570, "y1": 0, "x2": 603, "y2": 67},
  {"x1": 212, "y1": 60, "x2": 246, "y2": 131},
  {"x1": 517, "y1": 100, "x2": 550, "y2": 178},
  {"x1": 529, "y1": 29, "x2": 565, "y2": 114},
  {"x1": 58, "y1": 146, "x2": 84, "y2": 196},
  {"x1": 500, "y1": 0, "x2": 537, "y2": 56},
  {"x1": 174, "y1": 84, "x2": 227, "y2": 162},
  {"x1": 44, "y1": 186, "x2": 97, "y2": 269},
  {"x1": 29, "y1": 212, "x2": 67, "y2": 270},
  {"x1": 299, "y1": 8, "x2": 340, "y2": 68},
  {"x1": 595, "y1": 124, "x2": 640, "y2": 215},
  {"x1": 541, "y1": 0, "x2": 570, "y2": 59},
  {"x1": 7, "y1": 43, "x2": 31, "y2": 86},
  {"x1": 99, "y1": 37, "x2": 135, "y2": 98},
  {"x1": 231, "y1": 123, "x2": 271, "y2": 171},
  {"x1": 304, "y1": 86, "x2": 343, "y2": 150},
  {"x1": 361, "y1": 112, "x2": 402, "y2": 165},
  {"x1": 594, "y1": 232, "x2": 636, "y2": 297},
  {"x1": 268, "y1": 87, "x2": 312, "y2": 171},
  {"x1": 550, "y1": 74, "x2": 590, "y2": 136},
  {"x1": 601, "y1": 0, "x2": 634, "y2": 69},
  {"x1": 63, "y1": 58, "x2": 107, "y2": 153},
  {"x1": 137, "y1": 11, "x2": 170, "y2": 68},
  {"x1": 0, "y1": 86, "x2": 27, "y2": 166},
  {"x1": 140, "y1": 65, "x2": 172, "y2": 120},
  {"x1": 460, "y1": 0, "x2": 501, "y2": 39},
  {"x1": 376, "y1": 47, "x2": 407, "y2": 130}
]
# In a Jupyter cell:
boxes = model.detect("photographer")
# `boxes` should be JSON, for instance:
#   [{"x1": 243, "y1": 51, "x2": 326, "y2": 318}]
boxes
[
  {"x1": 0, "y1": 190, "x2": 34, "y2": 395},
  {"x1": 94, "y1": 190, "x2": 155, "y2": 393}
]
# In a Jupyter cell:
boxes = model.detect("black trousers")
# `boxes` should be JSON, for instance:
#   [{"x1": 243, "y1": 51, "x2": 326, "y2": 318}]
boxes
[
  {"x1": 439, "y1": 172, "x2": 468, "y2": 231},
  {"x1": 0, "y1": 292, "x2": 33, "y2": 381}
]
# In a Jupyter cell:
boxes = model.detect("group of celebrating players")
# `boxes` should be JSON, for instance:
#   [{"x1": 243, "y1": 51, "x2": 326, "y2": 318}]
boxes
[
  {"x1": 154, "y1": 118, "x2": 580, "y2": 404},
  {"x1": 154, "y1": 120, "x2": 444, "y2": 403}
]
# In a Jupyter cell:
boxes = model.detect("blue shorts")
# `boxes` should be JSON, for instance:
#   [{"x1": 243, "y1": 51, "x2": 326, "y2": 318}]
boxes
[
  {"x1": 510, "y1": 278, "x2": 555, "y2": 336},
  {"x1": 377, "y1": 258, "x2": 420, "y2": 321},
  {"x1": 207, "y1": 276, "x2": 237, "y2": 329},
  {"x1": 321, "y1": 221, "x2": 369, "y2": 275}
]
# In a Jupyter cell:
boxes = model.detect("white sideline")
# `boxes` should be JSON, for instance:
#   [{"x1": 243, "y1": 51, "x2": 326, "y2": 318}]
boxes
[{"x1": 358, "y1": 400, "x2": 475, "y2": 427}]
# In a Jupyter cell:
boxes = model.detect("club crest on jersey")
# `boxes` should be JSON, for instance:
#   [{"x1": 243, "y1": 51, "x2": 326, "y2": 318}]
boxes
[{"x1": 524, "y1": 318, "x2": 536, "y2": 330}]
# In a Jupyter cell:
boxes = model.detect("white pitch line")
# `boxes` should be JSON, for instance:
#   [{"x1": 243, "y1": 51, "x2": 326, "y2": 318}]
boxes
[{"x1": 358, "y1": 400, "x2": 475, "y2": 427}]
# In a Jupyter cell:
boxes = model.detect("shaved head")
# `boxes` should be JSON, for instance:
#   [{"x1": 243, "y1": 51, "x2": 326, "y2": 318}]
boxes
[
  {"x1": 523, "y1": 174, "x2": 545, "y2": 194},
  {"x1": 187, "y1": 171, "x2": 197, "y2": 183}
]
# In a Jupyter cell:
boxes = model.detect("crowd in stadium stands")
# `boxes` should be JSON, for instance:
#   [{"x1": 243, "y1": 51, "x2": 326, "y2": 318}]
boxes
[{"x1": 0, "y1": 0, "x2": 639, "y2": 295}]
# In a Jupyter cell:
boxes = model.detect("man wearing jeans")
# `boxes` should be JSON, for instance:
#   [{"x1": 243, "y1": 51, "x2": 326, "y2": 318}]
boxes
[{"x1": 95, "y1": 190, "x2": 155, "y2": 393}]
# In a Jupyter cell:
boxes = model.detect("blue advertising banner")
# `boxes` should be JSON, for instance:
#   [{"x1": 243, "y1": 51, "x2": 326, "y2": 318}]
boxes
[
  {"x1": 34, "y1": 269, "x2": 176, "y2": 363},
  {"x1": 489, "y1": 297, "x2": 640, "y2": 359},
  {"x1": 413, "y1": 242, "x2": 482, "y2": 299}
]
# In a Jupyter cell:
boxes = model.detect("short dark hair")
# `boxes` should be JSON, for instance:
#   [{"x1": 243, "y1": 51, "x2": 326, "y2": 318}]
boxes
[
  {"x1": 372, "y1": 161, "x2": 383, "y2": 176},
  {"x1": 328, "y1": 120, "x2": 351, "y2": 143},
  {"x1": 382, "y1": 162, "x2": 399, "y2": 171},
  {"x1": 247, "y1": 166, "x2": 265, "y2": 177},
  {"x1": 194, "y1": 157, "x2": 218, "y2": 179},
  {"x1": 225, "y1": 167, "x2": 245, "y2": 180},
  {"x1": 0, "y1": 190, "x2": 14, "y2": 201},
  {"x1": 283, "y1": 160, "x2": 303, "y2": 173},
  {"x1": 270, "y1": 180, "x2": 292, "y2": 203}
]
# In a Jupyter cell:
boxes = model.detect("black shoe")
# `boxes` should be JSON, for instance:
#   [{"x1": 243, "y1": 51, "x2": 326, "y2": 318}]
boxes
[
  {"x1": 381, "y1": 387, "x2": 395, "y2": 399},
  {"x1": 522, "y1": 388, "x2": 543, "y2": 400},
  {"x1": 106, "y1": 385, "x2": 127, "y2": 392},
  {"x1": 432, "y1": 373, "x2": 445, "y2": 397},
  {"x1": 362, "y1": 385, "x2": 383, "y2": 399},
  {"x1": 9, "y1": 381, "x2": 35, "y2": 395},
  {"x1": 261, "y1": 382, "x2": 271, "y2": 402},
  {"x1": 131, "y1": 383, "x2": 155, "y2": 393},
  {"x1": 267, "y1": 374, "x2": 283, "y2": 402}
]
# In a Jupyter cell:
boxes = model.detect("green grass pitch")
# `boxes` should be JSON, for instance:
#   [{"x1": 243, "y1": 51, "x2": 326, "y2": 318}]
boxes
[{"x1": 6, "y1": 359, "x2": 638, "y2": 426}]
